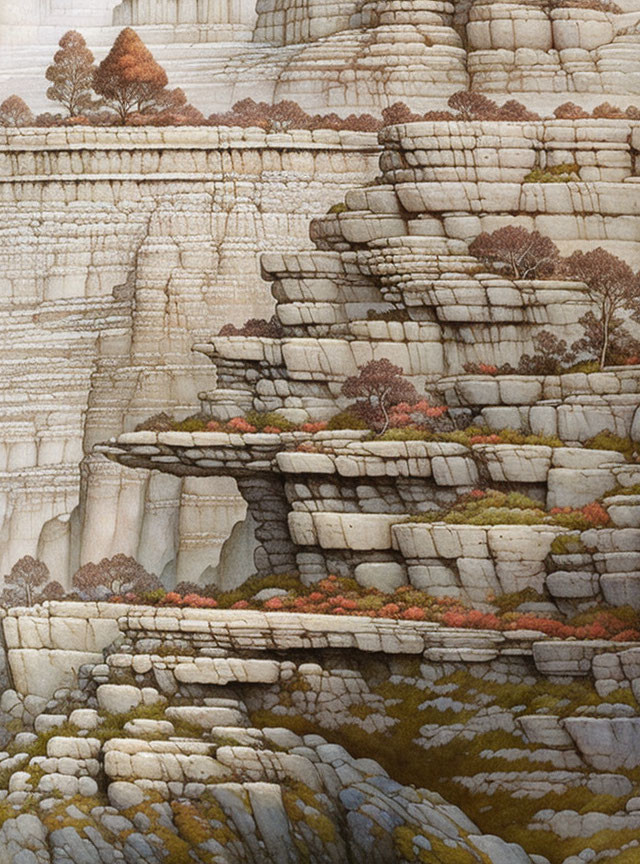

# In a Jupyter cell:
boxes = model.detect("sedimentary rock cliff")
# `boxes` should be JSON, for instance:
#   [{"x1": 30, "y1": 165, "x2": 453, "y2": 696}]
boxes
[{"x1": 0, "y1": 126, "x2": 379, "y2": 584}]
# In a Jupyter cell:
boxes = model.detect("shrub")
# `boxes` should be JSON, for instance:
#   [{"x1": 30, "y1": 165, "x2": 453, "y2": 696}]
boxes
[
  {"x1": 584, "y1": 431, "x2": 638, "y2": 460},
  {"x1": 134, "y1": 412, "x2": 175, "y2": 432},
  {"x1": 554, "y1": 102, "x2": 591, "y2": 119},
  {"x1": 218, "y1": 316, "x2": 283, "y2": 338},
  {"x1": 447, "y1": 91, "x2": 500, "y2": 120},
  {"x1": 381, "y1": 102, "x2": 424, "y2": 125},
  {"x1": 0, "y1": 95, "x2": 33, "y2": 127},
  {"x1": 245, "y1": 411, "x2": 296, "y2": 432},
  {"x1": 209, "y1": 98, "x2": 383, "y2": 132},
  {"x1": 592, "y1": 101, "x2": 627, "y2": 119},
  {"x1": 173, "y1": 415, "x2": 209, "y2": 432},
  {"x1": 1, "y1": 556, "x2": 51, "y2": 606},
  {"x1": 524, "y1": 163, "x2": 580, "y2": 183}
]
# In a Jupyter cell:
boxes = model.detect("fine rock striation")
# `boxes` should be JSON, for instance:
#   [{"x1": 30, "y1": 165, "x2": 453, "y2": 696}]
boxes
[
  {"x1": 0, "y1": 0, "x2": 639, "y2": 113},
  {"x1": 0, "y1": 126, "x2": 379, "y2": 584},
  {"x1": 102, "y1": 116, "x2": 640, "y2": 596}
]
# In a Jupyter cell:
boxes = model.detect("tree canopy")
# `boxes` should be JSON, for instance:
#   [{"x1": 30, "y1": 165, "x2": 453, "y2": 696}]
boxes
[
  {"x1": 46, "y1": 30, "x2": 98, "y2": 117},
  {"x1": 93, "y1": 28, "x2": 184, "y2": 123}
]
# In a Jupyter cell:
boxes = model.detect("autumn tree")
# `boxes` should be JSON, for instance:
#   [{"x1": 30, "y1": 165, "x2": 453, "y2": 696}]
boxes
[
  {"x1": 72, "y1": 553, "x2": 161, "y2": 600},
  {"x1": 468, "y1": 226, "x2": 560, "y2": 280},
  {"x1": 2, "y1": 556, "x2": 50, "y2": 606},
  {"x1": 496, "y1": 99, "x2": 540, "y2": 121},
  {"x1": 447, "y1": 90, "x2": 499, "y2": 120},
  {"x1": 342, "y1": 359, "x2": 418, "y2": 434},
  {"x1": 0, "y1": 95, "x2": 33, "y2": 127},
  {"x1": 93, "y1": 28, "x2": 186, "y2": 124},
  {"x1": 554, "y1": 102, "x2": 590, "y2": 119},
  {"x1": 560, "y1": 248, "x2": 640, "y2": 367},
  {"x1": 46, "y1": 30, "x2": 98, "y2": 117},
  {"x1": 381, "y1": 101, "x2": 425, "y2": 125}
]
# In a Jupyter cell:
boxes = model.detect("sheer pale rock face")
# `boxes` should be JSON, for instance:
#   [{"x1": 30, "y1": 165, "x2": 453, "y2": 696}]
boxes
[{"x1": 0, "y1": 128, "x2": 379, "y2": 585}]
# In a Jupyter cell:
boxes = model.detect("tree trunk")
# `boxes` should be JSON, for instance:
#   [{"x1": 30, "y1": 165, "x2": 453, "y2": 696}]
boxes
[{"x1": 600, "y1": 316, "x2": 610, "y2": 369}]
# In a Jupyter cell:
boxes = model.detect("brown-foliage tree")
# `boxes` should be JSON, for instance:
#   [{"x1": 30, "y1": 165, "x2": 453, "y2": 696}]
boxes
[
  {"x1": 592, "y1": 102, "x2": 627, "y2": 119},
  {"x1": 497, "y1": 100, "x2": 540, "y2": 121},
  {"x1": 381, "y1": 102, "x2": 424, "y2": 125},
  {"x1": 93, "y1": 28, "x2": 186, "y2": 123},
  {"x1": 46, "y1": 30, "x2": 98, "y2": 117},
  {"x1": 0, "y1": 95, "x2": 33, "y2": 127},
  {"x1": 342, "y1": 359, "x2": 418, "y2": 434},
  {"x1": 560, "y1": 248, "x2": 640, "y2": 367},
  {"x1": 468, "y1": 226, "x2": 560, "y2": 280},
  {"x1": 554, "y1": 102, "x2": 590, "y2": 119},
  {"x1": 2, "y1": 556, "x2": 50, "y2": 606},
  {"x1": 73, "y1": 553, "x2": 161, "y2": 599},
  {"x1": 447, "y1": 91, "x2": 499, "y2": 120}
]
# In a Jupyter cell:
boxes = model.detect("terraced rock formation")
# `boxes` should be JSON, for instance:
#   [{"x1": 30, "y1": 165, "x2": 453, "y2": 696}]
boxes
[
  {"x1": 102, "y1": 116, "x2": 640, "y2": 597},
  {"x1": 1, "y1": 0, "x2": 639, "y2": 113}
]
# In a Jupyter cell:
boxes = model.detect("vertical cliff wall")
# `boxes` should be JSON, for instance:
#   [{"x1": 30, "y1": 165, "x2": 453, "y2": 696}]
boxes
[{"x1": 0, "y1": 126, "x2": 380, "y2": 585}]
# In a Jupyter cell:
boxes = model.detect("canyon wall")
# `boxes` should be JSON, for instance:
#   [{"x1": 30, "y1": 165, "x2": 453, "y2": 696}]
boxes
[{"x1": 0, "y1": 126, "x2": 379, "y2": 586}]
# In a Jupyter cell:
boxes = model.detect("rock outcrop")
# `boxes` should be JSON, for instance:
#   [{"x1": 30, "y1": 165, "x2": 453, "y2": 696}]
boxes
[
  {"x1": 0, "y1": 602, "x2": 546, "y2": 863},
  {"x1": 1, "y1": 0, "x2": 639, "y2": 113}
]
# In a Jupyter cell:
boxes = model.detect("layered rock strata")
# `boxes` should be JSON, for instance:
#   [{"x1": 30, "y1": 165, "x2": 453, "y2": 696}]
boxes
[
  {"x1": 1, "y1": 0, "x2": 639, "y2": 114},
  {"x1": 0, "y1": 602, "x2": 545, "y2": 863},
  {"x1": 0, "y1": 127, "x2": 379, "y2": 584},
  {"x1": 102, "y1": 117, "x2": 640, "y2": 595},
  {"x1": 0, "y1": 601, "x2": 638, "y2": 861}
]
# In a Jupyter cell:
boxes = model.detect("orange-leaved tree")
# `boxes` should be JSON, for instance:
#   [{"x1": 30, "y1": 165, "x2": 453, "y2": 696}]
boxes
[
  {"x1": 46, "y1": 30, "x2": 99, "y2": 117},
  {"x1": 0, "y1": 95, "x2": 33, "y2": 127},
  {"x1": 93, "y1": 28, "x2": 185, "y2": 124}
]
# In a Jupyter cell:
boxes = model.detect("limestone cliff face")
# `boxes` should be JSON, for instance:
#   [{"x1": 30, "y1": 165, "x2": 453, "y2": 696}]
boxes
[{"x1": 0, "y1": 126, "x2": 379, "y2": 586}]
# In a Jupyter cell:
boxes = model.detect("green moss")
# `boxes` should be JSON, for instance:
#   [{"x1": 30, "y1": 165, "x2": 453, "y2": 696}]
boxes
[
  {"x1": 245, "y1": 410, "x2": 296, "y2": 432},
  {"x1": 550, "y1": 533, "x2": 586, "y2": 555},
  {"x1": 250, "y1": 657, "x2": 635, "y2": 864},
  {"x1": 524, "y1": 163, "x2": 580, "y2": 183},
  {"x1": 328, "y1": 202, "x2": 347, "y2": 214},
  {"x1": 585, "y1": 431, "x2": 638, "y2": 460},
  {"x1": 214, "y1": 572, "x2": 302, "y2": 608},
  {"x1": 327, "y1": 410, "x2": 370, "y2": 431}
]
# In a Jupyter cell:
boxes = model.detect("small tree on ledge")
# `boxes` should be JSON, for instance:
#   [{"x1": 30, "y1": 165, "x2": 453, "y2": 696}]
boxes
[
  {"x1": 342, "y1": 359, "x2": 418, "y2": 435},
  {"x1": 93, "y1": 28, "x2": 186, "y2": 124},
  {"x1": 72, "y1": 553, "x2": 161, "y2": 600},
  {"x1": 46, "y1": 30, "x2": 99, "y2": 117},
  {"x1": 560, "y1": 247, "x2": 640, "y2": 368},
  {"x1": 468, "y1": 226, "x2": 560, "y2": 280},
  {"x1": 2, "y1": 556, "x2": 50, "y2": 606},
  {"x1": 0, "y1": 95, "x2": 33, "y2": 127}
]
